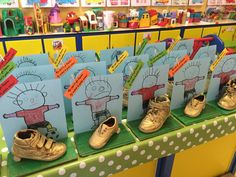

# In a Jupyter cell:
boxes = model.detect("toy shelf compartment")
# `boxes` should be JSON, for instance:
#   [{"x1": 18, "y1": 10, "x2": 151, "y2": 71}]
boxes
[
  {"x1": 1, "y1": 112, "x2": 236, "y2": 177},
  {"x1": 0, "y1": 19, "x2": 236, "y2": 40}
]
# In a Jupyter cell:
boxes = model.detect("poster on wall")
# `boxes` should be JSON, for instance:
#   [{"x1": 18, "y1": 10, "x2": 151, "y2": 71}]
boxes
[
  {"x1": 52, "y1": 0, "x2": 79, "y2": 7},
  {"x1": 152, "y1": 0, "x2": 171, "y2": 6},
  {"x1": 0, "y1": 0, "x2": 19, "y2": 8},
  {"x1": 188, "y1": 0, "x2": 203, "y2": 5},
  {"x1": 21, "y1": 0, "x2": 53, "y2": 8},
  {"x1": 172, "y1": 0, "x2": 188, "y2": 5},
  {"x1": 107, "y1": 0, "x2": 130, "y2": 7},
  {"x1": 81, "y1": 0, "x2": 105, "y2": 7},
  {"x1": 222, "y1": 0, "x2": 236, "y2": 5},
  {"x1": 131, "y1": 0, "x2": 150, "y2": 6},
  {"x1": 207, "y1": 0, "x2": 221, "y2": 5}
]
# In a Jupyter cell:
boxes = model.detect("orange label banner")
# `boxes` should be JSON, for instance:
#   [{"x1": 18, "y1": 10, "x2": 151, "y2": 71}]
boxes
[
  {"x1": 64, "y1": 69, "x2": 90, "y2": 99},
  {"x1": 169, "y1": 55, "x2": 190, "y2": 77},
  {"x1": 55, "y1": 57, "x2": 77, "y2": 78}
]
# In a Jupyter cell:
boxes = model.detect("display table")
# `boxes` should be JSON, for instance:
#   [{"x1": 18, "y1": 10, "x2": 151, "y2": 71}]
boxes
[{"x1": 1, "y1": 112, "x2": 235, "y2": 177}]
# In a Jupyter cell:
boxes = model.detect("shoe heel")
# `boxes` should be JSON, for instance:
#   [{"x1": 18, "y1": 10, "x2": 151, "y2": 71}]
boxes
[
  {"x1": 13, "y1": 155, "x2": 21, "y2": 162},
  {"x1": 116, "y1": 128, "x2": 121, "y2": 134}
]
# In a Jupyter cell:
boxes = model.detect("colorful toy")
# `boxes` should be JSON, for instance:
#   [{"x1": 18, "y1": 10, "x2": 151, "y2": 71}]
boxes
[
  {"x1": 66, "y1": 11, "x2": 78, "y2": 25},
  {"x1": 48, "y1": 3, "x2": 62, "y2": 24},
  {"x1": 148, "y1": 9, "x2": 158, "y2": 26},
  {"x1": 79, "y1": 16, "x2": 88, "y2": 31},
  {"x1": 2, "y1": 9, "x2": 24, "y2": 36},
  {"x1": 73, "y1": 22, "x2": 81, "y2": 32},
  {"x1": 118, "y1": 13, "x2": 128, "y2": 28},
  {"x1": 63, "y1": 22, "x2": 72, "y2": 32},
  {"x1": 85, "y1": 11, "x2": 97, "y2": 31},
  {"x1": 24, "y1": 16, "x2": 34, "y2": 35},
  {"x1": 97, "y1": 16, "x2": 104, "y2": 31},
  {"x1": 113, "y1": 14, "x2": 119, "y2": 28},
  {"x1": 139, "y1": 10, "x2": 150, "y2": 28},
  {"x1": 103, "y1": 11, "x2": 115, "y2": 30},
  {"x1": 33, "y1": 3, "x2": 45, "y2": 34},
  {"x1": 128, "y1": 9, "x2": 139, "y2": 29}
]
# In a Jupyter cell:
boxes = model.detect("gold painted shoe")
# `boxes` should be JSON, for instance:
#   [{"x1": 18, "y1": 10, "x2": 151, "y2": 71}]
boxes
[
  {"x1": 184, "y1": 94, "x2": 206, "y2": 118},
  {"x1": 218, "y1": 79, "x2": 236, "y2": 110},
  {"x1": 89, "y1": 116, "x2": 120, "y2": 149},
  {"x1": 12, "y1": 129, "x2": 66, "y2": 162},
  {"x1": 139, "y1": 95, "x2": 170, "y2": 133}
]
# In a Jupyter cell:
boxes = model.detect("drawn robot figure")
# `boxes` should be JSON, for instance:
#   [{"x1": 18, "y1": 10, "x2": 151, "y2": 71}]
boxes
[
  {"x1": 75, "y1": 78, "x2": 119, "y2": 128},
  {"x1": 175, "y1": 62, "x2": 205, "y2": 102},
  {"x1": 131, "y1": 69, "x2": 165, "y2": 111},
  {"x1": 213, "y1": 58, "x2": 236, "y2": 92},
  {"x1": 3, "y1": 84, "x2": 60, "y2": 139}
]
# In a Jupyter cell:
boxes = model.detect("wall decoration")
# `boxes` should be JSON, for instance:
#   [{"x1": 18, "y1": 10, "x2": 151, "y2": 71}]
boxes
[
  {"x1": 172, "y1": 0, "x2": 188, "y2": 5},
  {"x1": 189, "y1": 0, "x2": 203, "y2": 5},
  {"x1": 0, "y1": 0, "x2": 19, "y2": 8},
  {"x1": 81, "y1": 0, "x2": 105, "y2": 7},
  {"x1": 107, "y1": 0, "x2": 130, "y2": 7},
  {"x1": 151, "y1": 0, "x2": 171, "y2": 6},
  {"x1": 207, "y1": 0, "x2": 221, "y2": 5},
  {"x1": 52, "y1": 0, "x2": 79, "y2": 6},
  {"x1": 21, "y1": 0, "x2": 53, "y2": 7},
  {"x1": 131, "y1": 0, "x2": 150, "y2": 6}
]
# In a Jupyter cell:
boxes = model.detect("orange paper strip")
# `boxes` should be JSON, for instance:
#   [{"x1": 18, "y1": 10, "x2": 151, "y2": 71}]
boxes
[
  {"x1": 64, "y1": 69, "x2": 90, "y2": 99},
  {"x1": 169, "y1": 55, "x2": 190, "y2": 78},
  {"x1": 55, "y1": 57, "x2": 77, "y2": 78}
]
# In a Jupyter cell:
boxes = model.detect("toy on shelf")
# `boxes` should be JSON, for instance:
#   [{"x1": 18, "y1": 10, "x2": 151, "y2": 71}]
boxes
[
  {"x1": 113, "y1": 14, "x2": 119, "y2": 28},
  {"x1": 65, "y1": 11, "x2": 80, "y2": 32},
  {"x1": 85, "y1": 11, "x2": 97, "y2": 31},
  {"x1": 79, "y1": 16, "x2": 88, "y2": 31},
  {"x1": 103, "y1": 10, "x2": 115, "y2": 30},
  {"x1": 2, "y1": 9, "x2": 24, "y2": 36},
  {"x1": 139, "y1": 9, "x2": 151, "y2": 28},
  {"x1": 24, "y1": 16, "x2": 34, "y2": 35},
  {"x1": 128, "y1": 9, "x2": 139, "y2": 29},
  {"x1": 148, "y1": 9, "x2": 158, "y2": 26},
  {"x1": 97, "y1": 17, "x2": 104, "y2": 31},
  {"x1": 33, "y1": 3, "x2": 45, "y2": 34},
  {"x1": 48, "y1": 3, "x2": 63, "y2": 33},
  {"x1": 118, "y1": 13, "x2": 128, "y2": 28}
]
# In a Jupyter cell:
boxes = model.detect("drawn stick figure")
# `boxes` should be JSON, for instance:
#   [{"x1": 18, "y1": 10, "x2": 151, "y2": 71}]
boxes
[
  {"x1": 75, "y1": 78, "x2": 119, "y2": 128},
  {"x1": 175, "y1": 62, "x2": 205, "y2": 102},
  {"x1": 131, "y1": 69, "x2": 165, "y2": 111},
  {"x1": 3, "y1": 83, "x2": 60, "y2": 139},
  {"x1": 213, "y1": 58, "x2": 236, "y2": 93}
]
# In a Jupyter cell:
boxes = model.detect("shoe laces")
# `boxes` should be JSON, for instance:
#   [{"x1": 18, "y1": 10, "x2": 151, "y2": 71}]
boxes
[
  {"x1": 225, "y1": 85, "x2": 236, "y2": 97},
  {"x1": 146, "y1": 108, "x2": 159, "y2": 123},
  {"x1": 98, "y1": 125, "x2": 108, "y2": 135}
]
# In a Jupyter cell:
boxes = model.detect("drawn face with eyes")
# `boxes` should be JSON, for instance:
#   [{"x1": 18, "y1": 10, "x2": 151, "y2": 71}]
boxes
[
  {"x1": 13, "y1": 90, "x2": 47, "y2": 110},
  {"x1": 221, "y1": 58, "x2": 235, "y2": 73},
  {"x1": 184, "y1": 65, "x2": 200, "y2": 80},
  {"x1": 85, "y1": 80, "x2": 112, "y2": 99}
]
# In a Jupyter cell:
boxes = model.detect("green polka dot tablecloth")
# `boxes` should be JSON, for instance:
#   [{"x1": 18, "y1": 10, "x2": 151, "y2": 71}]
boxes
[{"x1": 1, "y1": 113, "x2": 236, "y2": 177}]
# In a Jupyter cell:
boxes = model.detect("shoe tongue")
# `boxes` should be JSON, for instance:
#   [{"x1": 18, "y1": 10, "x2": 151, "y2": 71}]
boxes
[
  {"x1": 191, "y1": 98, "x2": 199, "y2": 106},
  {"x1": 99, "y1": 124, "x2": 109, "y2": 133}
]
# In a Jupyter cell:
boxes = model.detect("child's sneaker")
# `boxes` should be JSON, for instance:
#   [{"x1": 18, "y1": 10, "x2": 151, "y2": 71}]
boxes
[
  {"x1": 12, "y1": 129, "x2": 66, "y2": 162},
  {"x1": 218, "y1": 79, "x2": 236, "y2": 110},
  {"x1": 89, "y1": 116, "x2": 120, "y2": 149},
  {"x1": 139, "y1": 95, "x2": 170, "y2": 133},
  {"x1": 184, "y1": 94, "x2": 206, "y2": 118}
]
